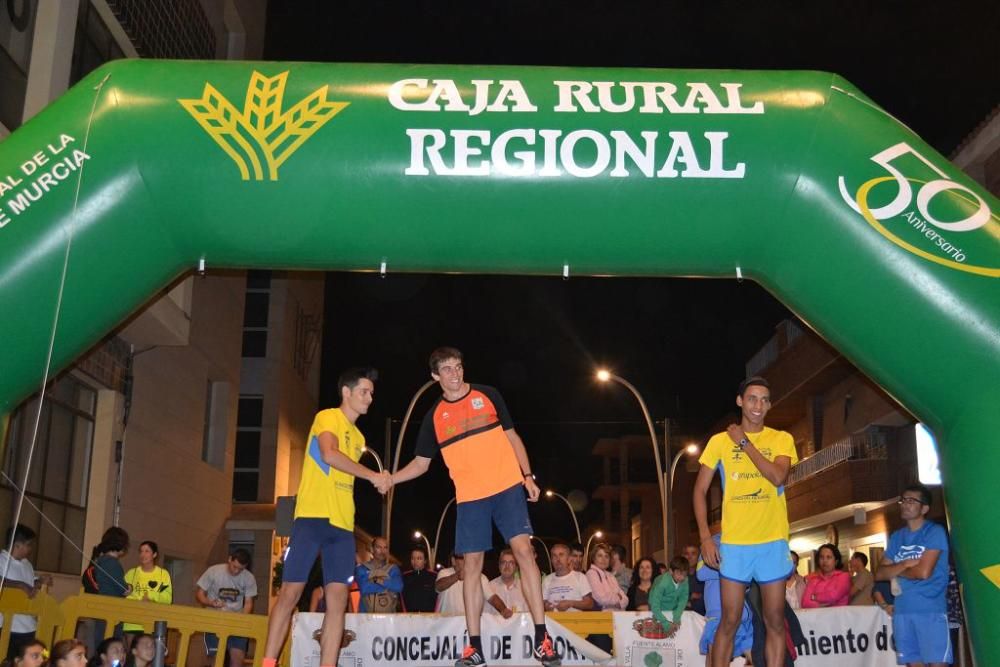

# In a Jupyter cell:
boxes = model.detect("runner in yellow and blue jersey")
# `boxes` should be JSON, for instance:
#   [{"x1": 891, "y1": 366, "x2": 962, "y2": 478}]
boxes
[
  {"x1": 261, "y1": 368, "x2": 392, "y2": 667},
  {"x1": 693, "y1": 376, "x2": 798, "y2": 667}
]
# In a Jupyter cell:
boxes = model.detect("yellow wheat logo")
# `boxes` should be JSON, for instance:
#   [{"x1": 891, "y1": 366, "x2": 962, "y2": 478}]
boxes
[{"x1": 179, "y1": 70, "x2": 348, "y2": 181}]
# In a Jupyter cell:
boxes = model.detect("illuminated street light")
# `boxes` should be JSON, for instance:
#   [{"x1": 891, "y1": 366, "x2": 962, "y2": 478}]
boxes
[
  {"x1": 671, "y1": 443, "x2": 700, "y2": 487},
  {"x1": 362, "y1": 447, "x2": 384, "y2": 473},
  {"x1": 432, "y1": 497, "x2": 457, "y2": 568},
  {"x1": 584, "y1": 530, "x2": 605, "y2": 566},
  {"x1": 413, "y1": 530, "x2": 433, "y2": 565},
  {"x1": 665, "y1": 442, "x2": 701, "y2": 556},
  {"x1": 595, "y1": 368, "x2": 667, "y2": 557},
  {"x1": 544, "y1": 490, "x2": 582, "y2": 544}
]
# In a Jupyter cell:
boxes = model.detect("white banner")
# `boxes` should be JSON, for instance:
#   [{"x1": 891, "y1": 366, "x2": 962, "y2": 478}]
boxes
[
  {"x1": 612, "y1": 607, "x2": 896, "y2": 667},
  {"x1": 291, "y1": 612, "x2": 613, "y2": 666},
  {"x1": 611, "y1": 612, "x2": 718, "y2": 667},
  {"x1": 790, "y1": 606, "x2": 896, "y2": 667},
  {"x1": 290, "y1": 607, "x2": 896, "y2": 666}
]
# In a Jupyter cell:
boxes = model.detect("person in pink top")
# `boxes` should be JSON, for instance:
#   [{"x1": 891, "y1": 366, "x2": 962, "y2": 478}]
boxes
[
  {"x1": 585, "y1": 543, "x2": 629, "y2": 610},
  {"x1": 802, "y1": 543, "x2": 851, "y2": 608}
]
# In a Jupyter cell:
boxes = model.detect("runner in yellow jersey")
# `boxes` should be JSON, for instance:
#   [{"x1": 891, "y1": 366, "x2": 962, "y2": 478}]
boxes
[
  {"x1": 693, "y1": 376, "x2": 798, "y2": 667},
  {"x1": 261, "y1": 368, "x2": 391, "y2": 667}
]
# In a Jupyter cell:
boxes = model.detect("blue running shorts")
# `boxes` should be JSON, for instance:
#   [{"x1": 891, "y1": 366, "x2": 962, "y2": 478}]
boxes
[
  {"x1": 455, "y1": 483, "x2": 533, "y2": 554},
  {"x1": 719, "y1": 539, "x2": 794, "y2": 585},
  {"x1": 283, "y1": 518, "x2": 355, "y2": 585},
  {"x1": 893, "y1": 612, "x2": 953, "y2": 665}
]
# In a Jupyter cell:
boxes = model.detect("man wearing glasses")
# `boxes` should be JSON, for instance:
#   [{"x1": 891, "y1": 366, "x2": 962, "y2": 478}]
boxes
[
  {"x1": 392, "y1": 347, "x2": 560, "y2": 667},
  {"x1": 876, "y1": 483, "x2": 951, "y2": 666},
  {"x1": 488, "y1": 549, "x2": 527, "y2": 618}
]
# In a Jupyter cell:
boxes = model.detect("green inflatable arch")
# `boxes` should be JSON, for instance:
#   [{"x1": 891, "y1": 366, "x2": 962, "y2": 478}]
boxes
[{"x1": 1, "y1": 61, "x2": 998, "y2": 658}]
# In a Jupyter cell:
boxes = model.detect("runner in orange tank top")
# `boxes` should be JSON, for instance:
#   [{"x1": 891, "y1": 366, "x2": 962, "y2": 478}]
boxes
[{"x1": 393, "y1": 347, "x2": 561, "y2": 667}]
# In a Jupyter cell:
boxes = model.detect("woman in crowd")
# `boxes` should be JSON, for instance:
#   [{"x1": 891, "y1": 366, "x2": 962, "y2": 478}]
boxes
[
  {"x1": 124, "y1": 634, "x2": 154, "y2": 667},
  {"x1": 0, "y1": 639, "x2": 46, "y2": 667},
  {"x1": 785, "y1": 550, "x2": 807, "y2": 609},
  {"x1": 88, "y1": 638, "x2": 125, "y2": 667},
  {"x1": 585, "y1": 543, "x2": 629, "y2": 611},
  {"x1": 801, "y1": 543, "x2": 851, "y2": 608},
  {"x1": 122, "y1": 541, "x2": 172, "y2": 639},
  {"x1": 125, "y1": 542, "x2": 172, "y2": 605},
  {"x1": 626, "y1": 557, "x2": 657, "y2": 611},
  {"x1": 583, "y1": 542, "x2": 627, "y2": 653},
  {"x1": 49, "y1": 639, "x2": 87, "y2": 667}
]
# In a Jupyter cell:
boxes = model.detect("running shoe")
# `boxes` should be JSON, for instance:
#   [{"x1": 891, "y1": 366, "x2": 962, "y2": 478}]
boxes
[
  {"x1": 455, "y1": 645, "x2": 487, "y2": 666},
  {"x1": 532, "y1": 633, "x2": 561, "y2": 666}
]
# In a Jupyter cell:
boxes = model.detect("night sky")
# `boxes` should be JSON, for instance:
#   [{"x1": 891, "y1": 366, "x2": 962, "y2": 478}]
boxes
[{"x1": 263, "y1": 1, "x2": 998, "y2": 560}]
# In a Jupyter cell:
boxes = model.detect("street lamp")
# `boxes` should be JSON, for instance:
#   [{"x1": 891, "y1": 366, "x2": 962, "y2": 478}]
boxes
[
  {"x1": 665, "y1": 442, "x2": 701, "y2": 557},
  {"x1": 386, "y1": 379, "x2": 437, "y2": 547},
  {"x1": 671, "y1": 443, "x2": 700, "y2": 487},
  {"x1": 544, "y1": 490, "x2": 582, "y2": 544},
  {"x1": 530, "y1": 535, "x2": 553, "y2": 572},
  {"x1": 595, "y1": 368, "x2": 667, "y2": 559},
  {"x1": 413, "y1": 530, "x2": 433, "y2": 565},
  {"x1": 584, "y1": 530, "x2": 604, "y2": 566},
  {"x1": 432, "y1": 497, "x2": 456, "y2": 567},
  {"x1": 362, "y1": 447, "x2": 384, "y2": 473}
]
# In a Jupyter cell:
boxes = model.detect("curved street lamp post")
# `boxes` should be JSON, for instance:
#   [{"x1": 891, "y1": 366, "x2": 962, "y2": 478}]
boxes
[
  {"x1": 583, "y1": 530, "x2": 604, "y2": 566},
  {"x1": 544, "y1": 490, "x2": 582, "y2": 544},
  {"x1": 413, "y1": 531, "x2": 433, "y2": 566},
  {"x1": 432, "y1": 497, "x2": 456, "y2": 568},
  {"x1": 385, "y1": 380, "x2": 437, "y2": 547},
  {"x1": 530, "y1": 535, "x2": 553, "y2": 573},
  {"x1": 665, "y1": 443, "x2": 700, "y2": 557},
  {"x1": 596, "y1": 369, "x2": 667, "y2": 559}
]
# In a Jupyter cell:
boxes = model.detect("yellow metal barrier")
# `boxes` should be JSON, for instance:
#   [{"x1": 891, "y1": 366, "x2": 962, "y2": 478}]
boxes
[
  {"x1": 547, "y1": 611, "x2": 614, "y2": 637},
  {"x1": 0, "y1": 588, "x2": 66, "y2": 656},
  {"x1": 2, "y1": 589, "x2": 610, "y2": 666},
  {"x1": 60, "y1": 594, "x2": 268, "y2": 667}
]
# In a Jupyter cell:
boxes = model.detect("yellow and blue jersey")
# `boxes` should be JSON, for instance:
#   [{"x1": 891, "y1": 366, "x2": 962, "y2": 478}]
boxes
[
  {"x1": 295, "y1": 408, "x2": 364, "y2": 531},
  {"x1": 698, "y1": 426, "x2": 798, "y2": 545}
]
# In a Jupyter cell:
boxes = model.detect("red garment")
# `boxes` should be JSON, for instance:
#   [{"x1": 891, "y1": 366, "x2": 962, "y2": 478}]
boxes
[
  {"x1": 784, "y1": 618, "x2": 798, "y2": 660},
  {"x1": 801, "y1": 569, "x2": 851, "y2": 607}
]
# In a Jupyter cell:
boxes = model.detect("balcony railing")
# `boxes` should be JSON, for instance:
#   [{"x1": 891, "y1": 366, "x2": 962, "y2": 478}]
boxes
[
  {"x1": 786, "y1": 430, "x2": 888, "y2": 486},
  {"x1": 107, "y1": 0, "x2": 216, "y2": 59},
  {"x1": 746, "y1": 319, "x2": 804, "y2": 376}
]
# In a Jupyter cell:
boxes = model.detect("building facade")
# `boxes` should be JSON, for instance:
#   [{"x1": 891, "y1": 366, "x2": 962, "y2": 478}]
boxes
[{"x1": 0, "y1": 1, "x2": 328, "y2": 616}]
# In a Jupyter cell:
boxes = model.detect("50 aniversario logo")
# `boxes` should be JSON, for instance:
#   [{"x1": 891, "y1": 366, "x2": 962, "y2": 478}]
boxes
[{"x1": 838, "y1": 142, "x2": 999, "y2": 278}]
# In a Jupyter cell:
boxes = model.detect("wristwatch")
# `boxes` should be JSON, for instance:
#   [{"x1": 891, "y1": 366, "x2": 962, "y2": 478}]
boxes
[{"x1": 738, "y1": 438, "x2": 749, "y2": 449}]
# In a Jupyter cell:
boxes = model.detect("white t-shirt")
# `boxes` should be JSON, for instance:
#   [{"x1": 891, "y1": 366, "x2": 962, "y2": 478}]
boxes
[
  {"x1": 542, "y1": 570, "x2": 592, "y2": 611},
  {"x1": 196, "y1": 563, "x2": 257, "y2": 613},
  {"x1": 435, "y1": 567, "x2": 492, "y2": 616},
  {"x1": 0, "y1": 550, "x2": 37, "y2": 631},
  {"x1": 487, "y1": 575, "x2": 527, "y2": 614}
]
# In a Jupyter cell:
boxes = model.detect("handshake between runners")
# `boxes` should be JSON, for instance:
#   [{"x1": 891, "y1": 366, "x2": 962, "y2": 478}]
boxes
[{"x1": 370, "y1": 470, "x2": 393, "y2": 494}]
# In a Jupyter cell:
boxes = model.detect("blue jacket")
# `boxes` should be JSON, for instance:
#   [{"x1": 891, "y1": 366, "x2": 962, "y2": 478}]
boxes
[{"x1": 354, "y1": 561, "x2": 403, "y2": 612}]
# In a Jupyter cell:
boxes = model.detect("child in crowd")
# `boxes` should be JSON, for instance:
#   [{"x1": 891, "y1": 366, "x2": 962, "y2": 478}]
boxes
[
  {"x1": 649, "y1": 556, "x2": 691, "y2": 638},
  {"x1": 0, "y1": 639, "x2": 47, "y2": 667},
  {"x1": 50, "y1": 639, "x2": 87, "y2": 667},
  {"x1": 125, "y1": 634, "x2": 155, "y2": 667},
  {"x1": 83, "y1": 528, "x2": 131, "y2": 597},
  {"x1": 88, "y1": 638, "x2": 125, "y2": 667}
]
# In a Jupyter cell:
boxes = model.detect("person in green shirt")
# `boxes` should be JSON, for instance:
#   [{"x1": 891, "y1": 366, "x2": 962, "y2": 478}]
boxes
[{"x1": 649, "y1": 557, "x2": 690, "y2": 637}]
